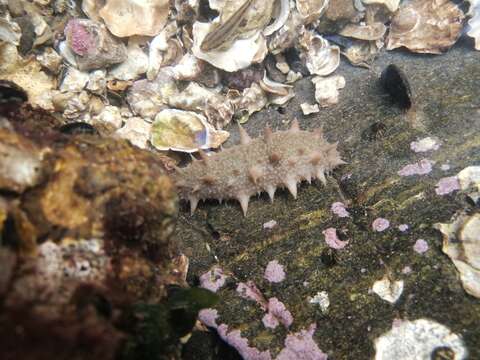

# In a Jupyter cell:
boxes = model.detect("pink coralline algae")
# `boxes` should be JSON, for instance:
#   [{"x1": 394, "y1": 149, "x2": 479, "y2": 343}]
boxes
[
  {"x1": 398, "y1": 224, "x2": 409, "y2": 232},
  {"x1": 372, "y1": 218, "x2": 390, "y2": 232},
  {"x1": 413, "y1": 239, "x2": 429, "y2": 254},
  {"x1": 276, "y1": 324, "x2": 328, "y2": 360},
  {"x1": 410, "y1": 137, "x2": 440, "y2": 153},
  {"x1": 237, "y1": 281, "x2": 268, "y2": 309},
  {"x1": 199, "y1": 309, "x2": 272, "y2": 360},
  {"x1": 398, "y1": 159, "x2": 434, "y2": 176},
  {"x1": 331, "y1": 202, "x2": 350, "y2": 218},
  {"x1": 264, "y1": 260, "x2": 286, "y2": 283},
  {"x1": 322, "y1": 228, "x2": 348, "y2": 249},
  {"x1": 262, "y1": 297, "x2": 293, "y2": 329},
  {"x1": 435, "y1": 176, "x2": 460, "y2": 195},
  {"x1": 263, "y1": 220, "x2": 278, "y2": 230},
  {"x1": 199, "y1": 266, "x2": 228, "y2": 292},
  {"x1": 65, "y1": 19, "x2": 96, "y2": 56}
]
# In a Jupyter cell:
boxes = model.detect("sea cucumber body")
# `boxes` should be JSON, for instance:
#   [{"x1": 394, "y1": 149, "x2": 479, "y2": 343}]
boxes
[{"x1": 172, "y1": 122, "x2": 345, "y2": 215}]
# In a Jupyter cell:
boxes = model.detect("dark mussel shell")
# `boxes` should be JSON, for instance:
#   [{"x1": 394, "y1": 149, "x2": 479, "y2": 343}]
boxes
[
  {"x1": 58, "y1": 122, "x2": 99, "y2": 135},
  {"x1": 380, "y1": 64, "x2": 413, "y2": 110}
]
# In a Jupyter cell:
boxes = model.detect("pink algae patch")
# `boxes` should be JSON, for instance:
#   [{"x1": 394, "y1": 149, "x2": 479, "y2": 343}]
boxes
[
  {"x1": 65, "y1": 19, "x2": 96, "y2": 56},
  {"x1": 398, "y1": 224, "x2": 409, "y2": 232},
  {"x1": 413, "y1": 239, "x2": 429, "y2": 254},
  {"x1": 262, "y1": 297, "x2": 293, "y2": 329},
  {"x1": 199, "y1": 266, "x2": 227, "y2": 292},
  {"x1": 435, "y1": 176, "x2": 460, "y2": 195},
  {"x1": 372, "y1": 218, "x2": 390, "y2": 232},
  {"x1": 264, "y1": 260, "x2": 286, "y2": 283},
  {"x1": 410, "y1": 137, "x2": 440, "y2": 153},
  {"x1": 322, "y1": 228, "x2": 348, "y2": 249},
  {"x1": 276, "y1": 324, "x2": 328, "y2": 360},
  {"x1": 331, "y1": 202, "x2": 350, "y2": 218},
  {"x1": 398, "y1": 159, "x2": 434, "y2": 176},
  {"x1": 199, "y1": 309, "x2": 272, "y2": 360}
]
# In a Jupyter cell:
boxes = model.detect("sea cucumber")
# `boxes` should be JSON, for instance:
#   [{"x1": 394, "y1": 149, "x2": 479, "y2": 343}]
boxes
[{"x1": 172, "y1": 120, "x2": 345, "y2": 215}]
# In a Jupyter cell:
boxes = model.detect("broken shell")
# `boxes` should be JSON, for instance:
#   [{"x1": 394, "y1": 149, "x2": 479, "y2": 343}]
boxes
[
  {"x1": 301, "y1": 31, "x2": 340, "y2": 76},
  {"x1": 150, "y1": 109, "x2": 229, "y2": 153},
  {"x1": 435, "y1": 212, "x2": 480, "y2": 298},
  {"x1": 192, "y1": 21, "x2": 267, "y2": 72},
  {"x1": 115, "y1": 117, "x2": 152, "y2": 149},
  {"x1": 259, "y1": 74, "x2": 293, "y2": 97},
  {"x1": 312, "y1": 75, "x2": 345, "y2": 107},
  {"x1": 147, "y1": 22, "x2": 178, "y2": 80},
  {"x1": 86, "y1": 69, "x2": 107, "y2": 95},
  {"x1": 380, "y1": 64, "x2": 413, "y2": 110},
  {"x1": 361, "y1": 0, "x2": 400, "y2": 12},
  {"x1": 60, "y1": 68, "x2": 89, "y2": 93},
  {"x1": 98, "y1": 0, "x2": 170, "y2": 37},
  {"x1": 372, "y1": 276, "x2": 403, "y2": 304},
  {"x1": 109, "y1": 37, "x2": 149, "y2": 81},
  {"x1": 0, "y1": 15, "x2": 22, "y2": 45},
  {"x1": 374, "y1": 319, "x2": 467, "y2": 360},
  {"x1": 387, "y1": 0, "x2": 465, "y2": 54},
  {"x1": 301, "y1": 103, "x2": 320, "y2": 115},
  {"x1": 92, "y1": 105, "x2": 124, "y2": 130},
  {"x1": 467, "y1": 2, "x2": 480, "y2": 50},
  {"x1": 457, "y1": 166, "x2": 480, "y2": 192},
  {"x1": 268, "y1": 9, "x2": 304, "y2": 55},
  {"x1": 64, "y1": 19, "x2": 127, "y2": 71},
  {"x1": 36, "y1": 47, "x2": 62, "y2": 74},
  {"x1": 264, "y1": 0, "x2": 290, "y2": 35},
  {"x1": 296, "y1": 0, "x2": 329, "y2": 24},
  {"x1": 228, "y1": 82, "x2": 268, "y2": 120},
  {"x1": 339, "y1": 23, "x2": 387, "y2": 41}
]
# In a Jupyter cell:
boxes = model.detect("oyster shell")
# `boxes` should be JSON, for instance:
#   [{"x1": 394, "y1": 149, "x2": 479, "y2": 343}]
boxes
[
  {"x1": 301, "y1": 31, "x2": 340, "y2": 76},
  {"x1": 435, "y1": 212, "x2": 480, "y2": 299},
  {"x1": 387, "y1": 0, "x2": 465, "y2": 54},
  {"x1": 115, "y1": 117, "x2": 152, "y2": 149},
  {"x1": 264, "y1": 0, "x2": 290, "y2": 35},
  {"x1": 0, "y1": 15, "x2": 21, "y2": 45},
  {"x1": 339, "y1": 23, "x2": 387, "y2": 41},
  {"x1": 361, "y1": 0, "x2": 400, "y2": 12},
  {"x1": 296, "y1": 0, "x2": 329, "y2": 24},
  {"x1": 192, "y1": 21, "x2": 267, "y2": 72},
  {"x1": 150, "y1": 109, "x2": 229, "y2": 152},
  {"x1": 98, "y1": 0, "x2": 170, "y2": 37}
]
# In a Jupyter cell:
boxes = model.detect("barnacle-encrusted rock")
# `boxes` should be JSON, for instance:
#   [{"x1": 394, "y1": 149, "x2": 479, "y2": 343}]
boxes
[
  {"x1": 0, "y1": 111, "x2": 184, "y2": 359},
  {"x1": 386, "y1": 0, "x2": 465, "y2": 54},
  {"x1": 173, "y1": 120, "x2": 345, "y2": 215},
  {"x1": 64, "y1": 18, "x2": 127, "y2": 71}
]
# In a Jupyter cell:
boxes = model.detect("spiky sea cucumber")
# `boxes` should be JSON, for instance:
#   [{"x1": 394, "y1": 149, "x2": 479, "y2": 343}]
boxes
[{"x1": 172, "y1": 120, "x2": 345, "y2": 216}]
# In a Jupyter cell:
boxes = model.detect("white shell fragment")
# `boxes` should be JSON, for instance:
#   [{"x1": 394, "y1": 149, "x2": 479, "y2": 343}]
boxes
[
  {"x1": 374, "y1": 319, "x2": 468, "y2": 360},
  {"x1": 109, "y1": 38, "x2": 149, "y2": 81},
  {"x1": 362, "y1": 0, "x2": 400, "y2": 12},
  {"x1": 150, "y1": 109, "x2": 229, "y2": 153},
  {"x1": 372, "y1": 276, "x2": 404, "y2": 304},
  {"x1": 99, "y1": 0, "x2": 170, "y2": 37},
  {"x1": 467, "y1": 1, "x2": 480, "y2": 50},
  {"x1": 309, "y1": 291, "x2": 330, "y2": 312},
  {"x1": 457, "y1": 166, "x2": 480, "y2": 192},
  {"x1": 0, "y1": 16, "x2": 22, "y2": 45},
  {"x1": 192, "y1": 21, "x2": 267, "y2": 72},
  {"x1": 264, "y1": 0, "x2": 290, "y2": 35},
  {"x1": 312, "y1": 75, "x2": 345, "y2": 108},
  {"x1": 296, "y1": 0, "x2": 329, "y2": 24},
  {"x1": 302, "y1": 32, "x2": 340, "y2": 76},
  {"x1": 60, "y1": 68, "x2": 89, "y2": 93},
  {"x1": 301, "y1": 103, "x2": 320, "y2": 115},
  {"x1": 115, "y1": 117, "x2": 152, "y2": 149},
  {"x1": 435, "y1": 213, "x2": 480, "y2": 298},
  {"x1": 340, "y1": 23, "x2": 387, "y2": 41}
]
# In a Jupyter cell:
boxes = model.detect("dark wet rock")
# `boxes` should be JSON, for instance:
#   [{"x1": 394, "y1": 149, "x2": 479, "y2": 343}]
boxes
[{"x1": 380, "y1": 64, "x2": 413, "y2": 110}]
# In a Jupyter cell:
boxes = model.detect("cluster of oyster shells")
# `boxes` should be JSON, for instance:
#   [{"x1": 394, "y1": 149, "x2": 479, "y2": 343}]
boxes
[{"x1": 0, "y1": 0, "x2": 477, "y2": 153}]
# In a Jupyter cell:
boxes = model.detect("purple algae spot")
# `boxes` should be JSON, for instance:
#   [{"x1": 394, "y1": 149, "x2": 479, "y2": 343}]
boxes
[
  {"x1": 322, "y1": 228, "x2": 348, "y2": 249},
  {"x1": 264, "y1": 260, "x2": 286, "y2": 283},
  {"x1": 331, "y1": 202, "x2": 350, "y2": 218},
  {"x1": 265, "y1": 297, "x2": 293, "y2": 329},
  {"x1": 372, "y1": 218, "x2": 390, "y2": 232},
  {"x1": 276, "y1": 324, "x2": 328, "y2": 360},
  {"x1": 413, "y1": 239, "x2": 429, "y2": 254},
  {"x1": 435, "y1": 176, "x2": 460, "y2": 195},
  {"x1": 64, "y1": 19, "x2": 96, "y2": 56},
  {"x1": 398, "y1": 159, "x2": 434, "y2": 176},
  {"x1": 199, "y1": 266, "x2": 227, "y2": 292}
]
